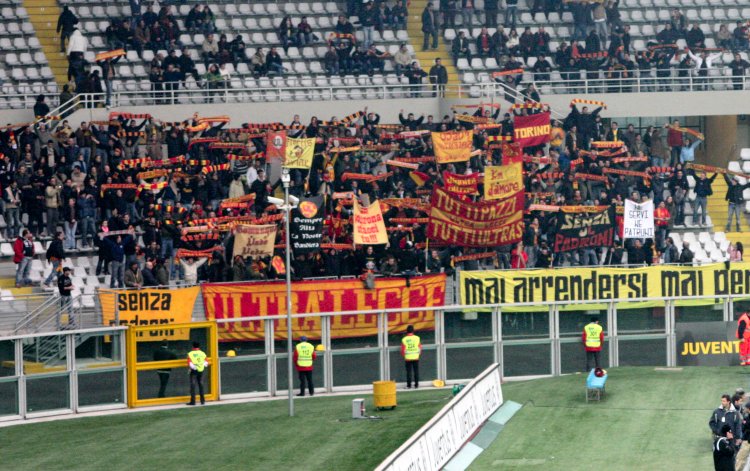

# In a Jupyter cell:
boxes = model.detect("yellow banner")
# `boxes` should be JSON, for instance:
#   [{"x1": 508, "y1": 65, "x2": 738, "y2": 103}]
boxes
[
  {"x1": 483, "y1": 163, "x2": 523, "y2": 200},
  {"x1": 284, "y1": 137, "x2": 316, "y2": 169},
  {"x1": 432, "y1": 130, "x2": 473, "y2": 164},
  {"x1": 353, "y1": 199, "x2": 388, "y2": 245},
  {"x1": 233, "y1": 224, "x2": 277, "y2": 258},
  {"x1": 460, "y1": 263, "x2": 750, "y2": 311},
  {"x1": 98, "y1": 287, "x2": 198, "y2": 340}
]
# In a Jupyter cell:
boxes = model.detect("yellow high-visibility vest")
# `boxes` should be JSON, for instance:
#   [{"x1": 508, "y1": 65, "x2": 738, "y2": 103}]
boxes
[
  {"x1": 188, "y1": 349, "x2": 207, "y2": 372},
  {"x1": 584, "y1": 323, "x2": 603, "y2": 348},
  {"x1": 296, "y1": 342, "x2": 314, "y2": 367},
  {"x1": 402, "y1": 335, "x2": 421, "y2": 361}
]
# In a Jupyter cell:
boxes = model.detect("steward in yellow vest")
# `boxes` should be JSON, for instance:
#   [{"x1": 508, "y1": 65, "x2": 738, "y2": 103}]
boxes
[
  {"x1": 294, "y1": 336, "x2": 317, "y2": 397},
  {"x1": 582, "y1": 318, "x2": 603, "y2": 372},
  {"x1": 186, "y1": 342, "x2": 208, "y2": 405},
  {"x1": 401, "y1": 325, "x2": 422, "y2": 389}
]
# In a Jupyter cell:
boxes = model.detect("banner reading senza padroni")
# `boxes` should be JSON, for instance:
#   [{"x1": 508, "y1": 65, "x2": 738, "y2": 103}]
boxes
[
  {"x1": 201, "y1": 274, "x2": 446, "y2": 341},
  {"x1": 513, "y1": 111, "x2": 551, "y2": 148},
  {"x1": 553, "y1": 207, "x2": 615, "y2": 252}
]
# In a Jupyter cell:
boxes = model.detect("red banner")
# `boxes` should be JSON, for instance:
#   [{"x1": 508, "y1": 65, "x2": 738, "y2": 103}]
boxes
[
  {"x1": 427, "y1": 187, "x2": 524, "y2": 247},
  {"x1": 201, "y1": 274, "x2": 446, "y2": 341},
  {"x1": 442, "y1": 171, "x2": 480, "y2": 195},
  {"x1": 266, "y1": 130, "x2": 287, "y2": 161},
  {"x1": 501, "y1": 142, "x2": 523, "y2": 165},
  {"x1": 513, "y1": 112, "x2": 551, "y2": 148}
]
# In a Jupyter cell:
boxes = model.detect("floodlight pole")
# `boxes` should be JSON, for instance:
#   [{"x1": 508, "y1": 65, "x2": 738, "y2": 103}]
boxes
[{"x1": 282, "y1": 169, "x2": 294, "y2": 417}]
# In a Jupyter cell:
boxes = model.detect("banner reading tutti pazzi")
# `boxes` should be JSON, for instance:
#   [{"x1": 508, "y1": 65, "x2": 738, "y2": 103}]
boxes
[{"x1": 201, "y1": 274, "x2": 447, "y2": 341}]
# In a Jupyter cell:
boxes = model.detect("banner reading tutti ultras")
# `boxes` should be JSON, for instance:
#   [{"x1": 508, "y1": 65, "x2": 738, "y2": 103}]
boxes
[
  {"x1": 624, "y1": 199, "x2": 654, "y2": 239},
  {"x1": 98, "y1": 286, "x2": 199, "y2": 340},
  {"x1": 460, "y1": 263, "x2": 750, "y2": 310},
  {"x1": 291, "y1": 196, "x2": 324, "y2": 254},
  {"x1": 553, "y1": 207, "x2": 615, "y2": 252},
  {"x1": 201, "y1": 274, "x2": 446, "y2": 341},
  {"x1": 483, "y1": 163, "x2": 523, "y2": 200},
  {"x1": 432, "y1": 130, "x2": 473, "y2": 164},
  {"x1": 428, "y1": 186, "x2": 524, "y2": 247},
  {"x1": 513, "y1": 112, "x2": 551, "y2": 148}
]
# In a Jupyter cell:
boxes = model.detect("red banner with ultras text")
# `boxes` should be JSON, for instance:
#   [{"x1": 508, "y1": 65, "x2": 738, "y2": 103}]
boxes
[
  {"x1": 442, "y1": 171, "x2": 480, "y2": 195},
  {"x1": 513, "y1": 112, "x2": 551, "y2": 148},
  {"x1": 201, "y1": 274, "x2": 446, "y2": 341},
  {"x1": 427, "y1": 187, "x2": 524, "y2": 247}
]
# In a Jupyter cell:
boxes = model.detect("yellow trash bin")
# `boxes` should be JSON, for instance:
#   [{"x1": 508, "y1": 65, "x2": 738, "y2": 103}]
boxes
[{"x1": 373, "y1": 380, "x2": 397, "y2": 410}]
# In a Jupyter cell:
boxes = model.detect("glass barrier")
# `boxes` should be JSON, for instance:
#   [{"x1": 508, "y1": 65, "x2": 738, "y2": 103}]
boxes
[
  {"x1": 446, "y1": 345, "x2": 495, "y2": 380},
  {"x1": 78, "y1": 370, "x2": 124, "y2": 407},
  {"x1": 333, "y1": 351, "x2": 381, "y2": 387},
  {"x1": 503, "y1": 342, "x2": 552, "y2": 377},
  {"x1": 0, "y1": 340, "x2": 16, "y2": 377},
  {"x1": 444, "y1": 311, "x2": 493, "y2": 343},
  {"x1": 501, "y1": 310, "x2": 550, "y2": 339},
  {"x1": 26, "y1": 374, "x2": 70, "y2": 413},
  {"x1": 388, "y1": 347, "x2": 438, "y2": 386},
  {"x1": 675, "y1": 303, "x2": 724, "y2": 323},
  {"x1": 0, "y1": 379, "x2": 19, "y2": 416},
  {"x1": 220, "y1": 356, "x2": 268, "y2": 395},
  {"x1": 617, "y1": 306, "x2": 666, "y2": 334},
  {"x1": 619, "y1": 337, "x2": 668, "y2": 366}
]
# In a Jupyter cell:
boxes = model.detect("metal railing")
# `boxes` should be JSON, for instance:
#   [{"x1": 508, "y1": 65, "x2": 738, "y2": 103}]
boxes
[{"x1": 4, "y1": 70, "x2": 748, "y2": 113}]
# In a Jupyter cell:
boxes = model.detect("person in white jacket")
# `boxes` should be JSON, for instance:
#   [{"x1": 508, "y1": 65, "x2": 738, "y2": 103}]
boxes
[
  {"x1": 66, "y1": 26, "x2": 87, "y2": 60},
  {"x1": 685, "y1": 47, "x2": 722, "y2": 91},
  {"x1": 179, "y1": 257, "x2": 207, "y2": 284}
]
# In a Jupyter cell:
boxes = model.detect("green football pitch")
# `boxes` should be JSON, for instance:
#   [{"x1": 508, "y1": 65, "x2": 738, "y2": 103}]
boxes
[{"x1": 0, "y1": 367, "x2": 741, "y2": 471}]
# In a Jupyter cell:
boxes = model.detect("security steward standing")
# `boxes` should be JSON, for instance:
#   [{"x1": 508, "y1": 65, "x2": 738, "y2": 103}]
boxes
[
  {"x1": 401, "y1": 325, "x2": 422, "y2": 389},
  {"x1": 186, "y1": 342, "x2": 208, "y2": 405},
  {"x1": 294, "y1": 336, "x2": 316, "y2": 397},
  {"x1": 737, "y1": 312, "x2": 750, "y2": 366},
  {"x1": 583, "y1": 317, "x2": 604, "y2": 372}
]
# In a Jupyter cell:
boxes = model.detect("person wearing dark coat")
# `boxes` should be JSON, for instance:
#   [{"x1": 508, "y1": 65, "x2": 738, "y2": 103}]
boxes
[{"x1": 714, "y1": 424, "x2": 736, "y2": 471}]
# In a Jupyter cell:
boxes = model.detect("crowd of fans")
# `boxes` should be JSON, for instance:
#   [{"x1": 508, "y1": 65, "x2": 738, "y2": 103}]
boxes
[{"x1": 2, "y1": 96, "x2": 743, "y2": 290}]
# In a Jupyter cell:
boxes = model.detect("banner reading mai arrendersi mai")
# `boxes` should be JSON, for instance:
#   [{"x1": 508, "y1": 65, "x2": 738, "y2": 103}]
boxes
[{"x1": 460, "y1": 263, "x2": 750, "y2": 308}]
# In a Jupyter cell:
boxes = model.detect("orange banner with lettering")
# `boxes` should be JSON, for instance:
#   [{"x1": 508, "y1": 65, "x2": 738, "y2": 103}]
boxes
[
  {"x1": 432, "y1": 130, "x2": 473, "y2": 163},
  {"x1": 442, "y1": 171, "x2": 480, "y2": 195},
  {"x1": 483, "y1": 163, "x2": 523, "y2": 200},
  {"x1": 513, "y1": 111, "x2": 551, "y2": 148},
  {"x1": 201, "y1": 274, "x2": 446, "y2": 341},
  {"x1": 353, "y1": 199, "x2": 388, "y2": 245}
]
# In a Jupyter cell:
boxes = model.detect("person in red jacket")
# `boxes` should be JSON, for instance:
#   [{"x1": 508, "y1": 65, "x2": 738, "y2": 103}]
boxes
[
  {"x1": 13, "y1": 229, "x2": 35, "y2": 288},
  {"x1": 665, "y1": 120, "x2": 684, "y2": 166},
  {"x1": 737, "y1": 312, "x2": 750, "y2": 365}
]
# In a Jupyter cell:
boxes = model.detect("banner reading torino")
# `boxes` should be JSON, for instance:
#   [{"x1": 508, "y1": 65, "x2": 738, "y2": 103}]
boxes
[
  {"x1": 233, "y1": 224, "x2": 277, "y2": 258},
  {"x1": 427, "y1": 186, "x2": 524, "y2": 247},
  {"x1": 483, "y1": 163, "x2": 523, "y2": 200},
  {"x1": 201, "y1": 274, "x2": 447, "y2": 341},
  {"x1": 442, "y1": 171, "x2": 479, "y2": 195},
  {"x1": 460, "y1": 263, "x2": 750, "y2": 311},
  {"x1": 353, "y1": 199, "x2": 389, "y2": 245},
  {"x1": 513, "y1": 112, "x2": 551, "y2": 148},
  {"x1": 432, "y1": 130, "x2": 473, "y2": 163}
]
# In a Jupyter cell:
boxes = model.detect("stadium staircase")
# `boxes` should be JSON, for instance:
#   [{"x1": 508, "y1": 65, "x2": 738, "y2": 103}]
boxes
[
  {"x1": 22, "y1": 0, "x2": 67, "y2": 85},
  {"x1": 706, "y1": 176, "x2": 750, "y2": 250},
  {"x1": 406, "y1": 0, "x2": 460, "y2": 96}
]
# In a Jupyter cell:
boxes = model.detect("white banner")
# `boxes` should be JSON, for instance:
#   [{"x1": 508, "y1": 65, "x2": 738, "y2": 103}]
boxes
[
  {"x1": 375, "y1": 364, "x2": 503, "y2": 471},
  {"x1": 623, "y1": 199, "x2": 654, "y2": 239}
]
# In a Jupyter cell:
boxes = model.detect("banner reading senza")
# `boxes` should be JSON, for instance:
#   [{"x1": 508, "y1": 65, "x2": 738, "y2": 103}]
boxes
[
  {"x1": 442, "y1": 171, "x2": 479, "y2": 195},
  {"x1": 233, "y1": 224, "x2": 277, "y2": 258},
  {"x1": 624, "y1": 199, "x2": 654, "y2": 239},
  {"x1": 201, "y1": 274, "x2": 447, "y2": 341},
  {"x1": 432, "y1": 130, "x2": 473, "y2": 163},
  {"x1": 483, "y1": 163, "x2": 523, "y2": 200},
  {"x1": 513, "y1": 112, "x2": 551, "y2": 148},
  {"x1": 98, "y1": 287, "x2": 198, "y2": 340},
  {"x1": 353, "y1": 199, "x2": 388, "y2": 245},
  {"x1": 428, "y1": 186, "x2": 524, "y2": 247},
  {"x1": 553, "y1": 207, "x2": 615, "y2": 252},
  {"x1": 460, "y1": 263, "x2": 750, "y2": 310}
]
